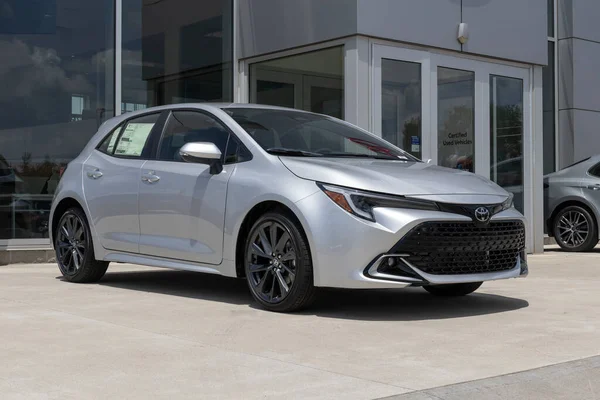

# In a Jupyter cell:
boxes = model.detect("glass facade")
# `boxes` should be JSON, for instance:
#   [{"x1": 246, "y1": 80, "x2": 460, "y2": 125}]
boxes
[
  {"x1": 437, "y1": 68, "x2": 475, "y2": 172},
  {"x1": 250, "y1": 47, "x2": 344, "y2": 119},
  {"x1": 490, "y1": 76, "x2": 524, "y2": 213},
  {"x1": 0, "y1": 0, "x2": 233, "y2": 240},
  {"x1": 381, "y1": 59, "x2": 422, "y2": 159},
  {"x1": 0, "y1": 0, "x2": 115, "y2": 239},
  {"x1": 122, "y1": 0, "x2": 233, "y2": 111}
]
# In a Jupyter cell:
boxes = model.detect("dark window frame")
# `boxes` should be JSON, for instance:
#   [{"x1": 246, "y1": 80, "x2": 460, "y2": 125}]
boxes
[
  {"x1": 588, "y1": 162, "x2": 600, "y2": 178},
  {"x1": 154, "y1": 108, "x2": 252, "y2": 165}
]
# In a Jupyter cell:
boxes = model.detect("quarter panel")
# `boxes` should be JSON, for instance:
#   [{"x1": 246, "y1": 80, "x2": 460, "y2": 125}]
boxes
[
  {"x1": 545, "y1": 176, "x2": 584, "y2": 222},
  {"x1": 50, "y1": 162, "x2": 106, "y2": 259}
]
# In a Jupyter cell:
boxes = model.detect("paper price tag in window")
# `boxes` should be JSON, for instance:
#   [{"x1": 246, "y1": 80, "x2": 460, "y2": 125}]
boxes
[{"x1": 115, "y1": 123, "x2": 154, "y2": 156}]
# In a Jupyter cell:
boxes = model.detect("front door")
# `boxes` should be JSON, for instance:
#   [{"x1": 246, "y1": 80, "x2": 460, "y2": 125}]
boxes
[
  {"x1": 138, "y1": 110, "x2": 233, "y2": 264},
  {"x1": 373, "y1": 45, "x2": 531, "y2": 246},
  {"x1": 83, "y1": 112, "x2": 161, "y2": 253}
]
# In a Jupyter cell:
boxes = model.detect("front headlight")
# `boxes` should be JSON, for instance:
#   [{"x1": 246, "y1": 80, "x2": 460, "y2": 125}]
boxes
[
  {"x1": 501, "y1": 193, "x2": 514, "y2": 211},
  {"x1": 317, "y1": 183, "x2": 439, "y2": 222}
]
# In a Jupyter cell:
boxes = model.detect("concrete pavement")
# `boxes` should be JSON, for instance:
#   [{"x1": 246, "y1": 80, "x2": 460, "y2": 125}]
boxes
[{"x1": 1, "y1": 250, "x2": 599, "y2": 399}]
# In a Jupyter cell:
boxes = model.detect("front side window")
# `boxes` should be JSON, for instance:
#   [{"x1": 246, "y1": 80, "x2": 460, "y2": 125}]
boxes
[
  {"x1": 158, "y1": 111, "x2": 230, "y2": 162},
  {"x1": 223, "y1": 108, "x2": 418, "y2": 161}
]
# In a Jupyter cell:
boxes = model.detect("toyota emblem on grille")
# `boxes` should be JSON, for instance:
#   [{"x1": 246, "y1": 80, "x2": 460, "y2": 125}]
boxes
[{"x1": 474, "y1": 207, "x2": 490, "y2": 223}]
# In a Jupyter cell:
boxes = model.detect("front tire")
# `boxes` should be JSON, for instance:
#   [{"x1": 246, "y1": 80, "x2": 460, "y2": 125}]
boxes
[
  {"x1": 553, "y1": 205, "x2": 598, "y2": 252},
  {"x1": 423, "y1": 282, "x2": 482, "y2": 297},
  {"x1": 244, "y1": 212, "x2": 315, "y2": 312},
  {"x1": 55, "y1": 207, "x2": 108, "y2": 283}
]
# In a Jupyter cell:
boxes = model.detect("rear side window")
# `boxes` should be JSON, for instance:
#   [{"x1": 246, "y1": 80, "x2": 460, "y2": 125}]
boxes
[
  {"x1": 97, "y1": 113, "x2": 160, "y2": 158},
  {"x1": 98, "y1": 126, "x2": 121, "y2": 154},
  {"x1": 589, "y1": 163, "x2": 600, "y2": 178}
]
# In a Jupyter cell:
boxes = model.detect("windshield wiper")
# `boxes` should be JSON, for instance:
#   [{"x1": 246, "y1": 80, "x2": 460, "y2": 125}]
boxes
[
  {"x1": 266, "y1": 147, "x2": 323, "y2": 157},
  {"x1": 323, "y1": 152, "x2": 405, "y2": 160}
]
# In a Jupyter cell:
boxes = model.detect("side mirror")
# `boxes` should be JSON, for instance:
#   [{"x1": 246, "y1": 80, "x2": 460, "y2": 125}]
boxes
[{"x1": 179, "y1": 142, "x2": 223, "y2": 174}]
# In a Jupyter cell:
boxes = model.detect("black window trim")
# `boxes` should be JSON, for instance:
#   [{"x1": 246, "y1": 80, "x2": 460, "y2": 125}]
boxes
[
  {"x1": 95, "y1": 111, "x2": 168, "y2": 160},
  {"x1": 587, "y1": 162, "x2": 600, "y2": 178},
  {"x1": 153, "y1": 107, "x2": 253, "y2": 165}
]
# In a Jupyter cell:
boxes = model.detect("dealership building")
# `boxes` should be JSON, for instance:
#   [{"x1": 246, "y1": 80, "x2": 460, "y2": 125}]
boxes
[{"x1": 0, "y1": 0, "x2": 595, "y2": 261}]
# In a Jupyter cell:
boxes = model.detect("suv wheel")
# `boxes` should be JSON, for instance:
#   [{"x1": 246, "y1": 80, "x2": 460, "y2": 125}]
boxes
[
  {"x1": 244, "y1": 212, "x2": 315, "y2": 312},
  {"x1": 424, "y1": 282, "x2": 482, "y2": 296},
  {"x1": 553, "y1": 205, "x2": 598, "y2": 252},
  {"x1": 55, "y1": 207, "x2": 108, "y2": 283}
]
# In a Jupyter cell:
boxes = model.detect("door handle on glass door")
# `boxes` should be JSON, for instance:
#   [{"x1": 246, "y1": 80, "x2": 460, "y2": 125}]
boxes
[{"x1": 86, "y1": 169, "x2": 103, "y2": 179}]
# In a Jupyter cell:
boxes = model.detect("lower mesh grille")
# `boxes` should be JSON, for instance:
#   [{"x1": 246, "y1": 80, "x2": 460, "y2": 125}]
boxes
[{"x1": 392, "y1": 221, "x2": 525, "y2": 275}]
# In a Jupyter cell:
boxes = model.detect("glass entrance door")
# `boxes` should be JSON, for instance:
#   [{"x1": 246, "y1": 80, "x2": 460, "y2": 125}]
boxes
[
  {"x1": 373, "y1": 44, "x2": 531, "y2": 247},
  {"x1": 436, "y1": 67, "x2": 475, "y2": 172}
]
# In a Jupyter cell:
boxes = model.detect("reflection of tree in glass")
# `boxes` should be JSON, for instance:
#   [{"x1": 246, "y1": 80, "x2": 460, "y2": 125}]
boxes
[
  {"x1": 402, "y1": 116, "x2": 420, "y2": 157},
  {"x1": 443, "y1": 105, "x2": 473, "y2": 139},
  {"x1": 440, "y1": 106, "x2": 474, "y2": 171},
  {"x1": 492, "y1": 104, "x2": 523, "y2": 162},
  {"x1": 17, "y1": 153, "x2": 59, "y2": 185}
]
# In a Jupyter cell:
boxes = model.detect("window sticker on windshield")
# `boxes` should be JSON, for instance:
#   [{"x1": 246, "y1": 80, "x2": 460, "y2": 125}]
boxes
[{"x1": 115, "y1": 123, "x2": 154, "y2": 156}]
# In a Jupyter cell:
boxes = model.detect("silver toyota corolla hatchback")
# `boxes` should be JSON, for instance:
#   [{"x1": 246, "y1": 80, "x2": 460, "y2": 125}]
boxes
[{"x1": 50, "y1": 104, "x2": 527, "y2": 312}]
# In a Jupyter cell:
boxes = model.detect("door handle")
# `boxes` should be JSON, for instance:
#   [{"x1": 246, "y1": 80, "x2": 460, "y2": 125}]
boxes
[
  {"x1": 587, "y1": 185, "x2": 600, "y2": 191},
  {"x1": 86, "y1": 169, "x2": 103, "y2": 179},
  {"x1": 142, "y1": 171, "x2": 160, "y2": 184}
]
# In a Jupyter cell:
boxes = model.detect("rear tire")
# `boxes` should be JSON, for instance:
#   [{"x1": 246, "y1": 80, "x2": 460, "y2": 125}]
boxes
[
  {"x1": 423, "y1": 282, "x2": 482, "y2": 297},
  {"x1": 553, "y1": 205, "x2": 598, "y2": 252},
  {"x1": 54, "y1": 207, "x2": 108, "y2": 283},
  {"x1": 244, "y1": 211, "x2": 315, "y2": 312}
]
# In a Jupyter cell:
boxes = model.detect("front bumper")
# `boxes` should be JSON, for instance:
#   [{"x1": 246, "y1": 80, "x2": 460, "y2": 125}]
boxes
[{"x1": 295, "y1": 191, "x2": 528, "y2": 289}]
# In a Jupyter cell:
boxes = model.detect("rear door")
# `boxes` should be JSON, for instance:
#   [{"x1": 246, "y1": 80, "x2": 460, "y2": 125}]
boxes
[
  {"x1": 83, "y1": 112, "x2": 163, "y2": 253},
  {"x1": 138, "y1": 110, "x2": 241, "y2": 264}
]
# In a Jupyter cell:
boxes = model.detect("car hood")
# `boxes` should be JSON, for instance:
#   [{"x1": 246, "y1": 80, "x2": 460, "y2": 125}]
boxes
[{"x1": 279, "y1": 157, "x2": 509, "y2": 199}]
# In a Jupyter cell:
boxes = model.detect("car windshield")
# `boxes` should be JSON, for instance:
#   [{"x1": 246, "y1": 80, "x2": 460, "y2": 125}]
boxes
[{"x1": 223, "y1": 108, "x2": 419, "y2": 161}]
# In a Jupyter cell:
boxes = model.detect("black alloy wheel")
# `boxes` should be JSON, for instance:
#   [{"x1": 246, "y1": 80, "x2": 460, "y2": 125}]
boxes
[
  {"x1": 553, "y1": 205, "x2": 598, "y2": 252},
  {"x1": 55, "y1": 208, "x2": 109, "y2": 282},
  {"x1": 244, "y1": 212, "x2": 315, "y2": 312}
]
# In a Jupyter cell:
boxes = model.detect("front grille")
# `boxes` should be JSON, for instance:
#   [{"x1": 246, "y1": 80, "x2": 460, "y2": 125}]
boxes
[{"x1": 392, "y1": 221, "x2": 525, "y2": 275}]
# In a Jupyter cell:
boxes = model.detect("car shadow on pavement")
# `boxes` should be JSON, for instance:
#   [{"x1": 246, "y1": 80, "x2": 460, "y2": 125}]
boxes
[
  {"x1": 544, "y1": 247, "x2": 600, "y2": 253},
  {"x1": 95, "y1": 269, "x2": 254, "y2": 305},
  {"x1": 308, "y1": 288, "x2": 528, "y2": 321},
  {"x1": 91, "y1": 269, "x2": 528, "y2": 321}
]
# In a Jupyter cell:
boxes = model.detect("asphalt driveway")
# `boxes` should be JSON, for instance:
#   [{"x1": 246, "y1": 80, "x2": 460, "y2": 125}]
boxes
[{"x1": 1, "y1": 250, "x2": 599, "y2": 399}]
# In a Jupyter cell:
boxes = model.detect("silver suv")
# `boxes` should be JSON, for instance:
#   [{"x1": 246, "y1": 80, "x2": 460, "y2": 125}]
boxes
[{"x1": 50, "y1": 104, "x2": 527, "y2": 312}]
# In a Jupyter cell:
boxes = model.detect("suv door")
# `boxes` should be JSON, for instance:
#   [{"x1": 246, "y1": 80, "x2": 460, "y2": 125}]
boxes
[
  {"x1": 83, "y1": 112, "x2": 163, "y2": 253},
  {"x1": 138, "y1": 110, "x2": 245, "y2": 264}
]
